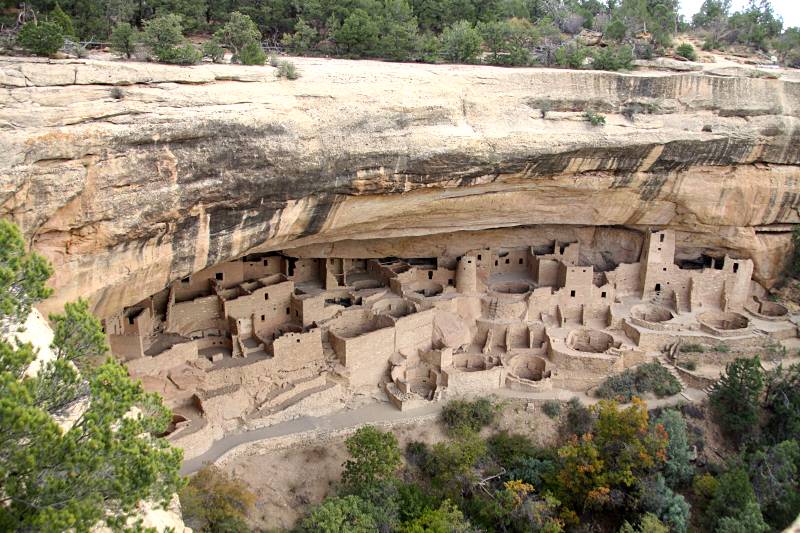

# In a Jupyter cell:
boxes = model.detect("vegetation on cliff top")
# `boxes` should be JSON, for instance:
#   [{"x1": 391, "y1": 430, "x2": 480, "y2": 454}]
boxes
[{"x1": 3, "y1": 0, "x2": 798, "y2": 69}]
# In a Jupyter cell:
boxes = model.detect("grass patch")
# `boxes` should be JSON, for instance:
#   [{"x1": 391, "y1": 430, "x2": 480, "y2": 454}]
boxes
[{"x1": 681, "y1": 343, "x2": 705, "y2": 353}]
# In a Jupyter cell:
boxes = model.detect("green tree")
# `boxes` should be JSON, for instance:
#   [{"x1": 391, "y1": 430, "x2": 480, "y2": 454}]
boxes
[
  {"x1": 50, "y1": 3, "x2": 75, "y2": 37},
  {"x1": 17, "y1": 20, "x2": 64, "y2": 56},
  {"x1": 179, "y1": 466, "x2": 255, "y2": 532},
  {"x1": 342, "y1": 426, "x2": 402, "y2": 493},
  {"x1": 654, "y1": 409, "x2": 693, "y2": 487},
  {"x1": 399, "y1": 499, "x2": 474, "y2": 532},
  {"x1": 440, "y1": 20, "x2": 483, "y2": 63},
  {"x1": 692, "y1": 0, "x2": 731, "y2": 27},
  {"x1": 142, "y1": 14, "x2": 200, "y2": 64},
  {"x1": 150, "y1": 0, "x2": 208, "y2": 33},
  {"x1": 300, "y1": 495, "x2": 377, "y2": 533},
  {"x1": 675, "y1": 42, "x2": 696, "y2": 60},
  {"x1": 747, "y1": 440, "x2": 800, "y2": 530},
  {"x1": 709, "y1": 356, "x2": 764, "y2": 447},
  {"x1": 239, "y1": 41, "x2": 266, "y2": 64},
  {"x1": 640, "y1": 474, "x2": 690, "y2": 533},
  {"x1": 763, "y1": 362, "x2": 800, "y2": 443},
  {"x1": 0, "y1": 220, "x2": 52, "y2": 326},
  {"x1": 728, "y1": 0, "x2": 783, "y2": 49},
  {"x1": 377, "y1": 0, "x2": 419, "y2": 61},
  {"x1": 335, "y1": 9, "x2": 380, "y2": 57},
  {"x1": 0, "y1": 221, "x2": 183, "y2": 530},
  {"x1": 213, "y1": 11, "x2": 261, "y2": 61},
  {"x1": 605, "y1": 18, "x2": 626, "y2": 40},
  {"x1": 440, "y1": 397, "x2": 497, "y2": 434},
  {"x1": 619, "y1": 513, "x2": 669, "y2": 533},
  {"x1": 202, "y1": 38, "x2": 225, "y2": 62},
  {"x1": 705, "y1": 467, "x2": 769, "y2": 532},
  {"x1": 49, "y1": 298, "x2": 107, "y2": 370},
  {"x1": 774, "y1": 27, "x2": 800, "y2": 67},
  {"x1": 110, "y1": 21, "x2": 139, "y2": 58},
  {"x1": 281, "y1": 17, "x2": 320, "y2": 53}
]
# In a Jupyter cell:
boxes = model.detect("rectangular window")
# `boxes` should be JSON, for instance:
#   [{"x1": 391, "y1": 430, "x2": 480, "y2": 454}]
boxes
[
  {"x1": 261, "y1": 315, "x2": 265, "y2": 321},
  {"x1": 286, "y1": 307, "x2": 290, "y2": 315},
  {"x1": 265, "y1": 293, "x2": 269, "y2": 300},
  {"x1": 518, "y1": 258, "x2": 523, "y2": 265},
  {"x1": 263, "y1": 259, "x2": 268, "y2": 266},
  {"x1": 477, "y1": 254, "x2": 482, "y2": 261},
  {"x1": 601, "y1": 291, "x2": 606, "y2": 298},
  {"x1": 660, "y1": 234, "x2": 665, "y2": 242},
  {"x1": 215, "y1": 272, "x2": 223, "y2": 280},
  {"x1": 505, "y1": 259, "x2": 510, "y2": 264},
  {"x1": 570, "y1": 290, "x2": 576, "y2": 297},
  {"x1": 733, "y1": 263, "x2": 739, "y2": 273}
]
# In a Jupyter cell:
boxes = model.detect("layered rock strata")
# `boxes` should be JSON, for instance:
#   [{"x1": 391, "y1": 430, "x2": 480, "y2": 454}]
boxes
[{"x1": 1, "y1": 56, "x2": 799, "y2": 317}]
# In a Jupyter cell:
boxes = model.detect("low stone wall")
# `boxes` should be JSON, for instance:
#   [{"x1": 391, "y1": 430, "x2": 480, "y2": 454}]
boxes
[{"x1": 127, "y1": 341, "x2": 198, "y2": 376}]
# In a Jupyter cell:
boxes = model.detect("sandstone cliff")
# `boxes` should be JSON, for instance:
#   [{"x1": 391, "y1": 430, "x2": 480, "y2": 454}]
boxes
[{"x1": 1, "y1": 56, "x2": 799, "y2": 317}]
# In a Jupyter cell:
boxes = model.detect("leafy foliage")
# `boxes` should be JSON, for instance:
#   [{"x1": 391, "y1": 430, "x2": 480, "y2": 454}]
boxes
[
  {"x1": 179, "y1": 466, "x2": 255, "y2": 532},
  {"x1": 704, "y1": 467, "x2": 769, "y2": 532},
  {"x1": 300, "y1": 495, "x2": 378, "y2": 532},
  {"x1": 440, "y1": 20, "x2": 483, "y2": 63},
  {"x1": 110, "y1": 22, "x2": 139, "y2": 58},
  {"x1": 213, "y1": 11, "x2": 261, "y2": 60},
  {"x1": 275, "y1": 59, "x2": 300, "y2": 79},
  {"x1": 239, "y1": 40, "x2": 266, "y2": 65},
  {"x1": 0, "y1": 220, "x2": 53, "y2": 328},
  {"x1": 596, "y1": 362, "x2": 681, "y2": 401},
  {"x1": 142, "y1": 14, "x2": 200, "y2": 64},
  {"x1": 440, "y1": 397, "x2": 497, "y2": 434},
  {"x1": 763, "y1": 362, "x2": 800, "y2": 443},
  {"x1": 342, "y1": 426, "x2": 402, "y2": 494},
  {"x1": 675, "y1": 42, "x2": 697, "y2": 60},
  {"x1": 591, "y1": 44, "x2": 633, "y2": 70},
  {"x1": 50, "y1": 3, "x2": 74, "y2": 37},
  {"x1": 654, "y1": 409, "x2": 693, "y2": 487},
  {"x1": 17, "y1": 20, "x2": 64, "y2": 56}
]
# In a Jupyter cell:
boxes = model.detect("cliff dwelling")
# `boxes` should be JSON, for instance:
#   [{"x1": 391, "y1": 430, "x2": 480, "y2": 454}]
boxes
[{"x1": 104, "y1": 229, "x2": 799, "y2": 459}]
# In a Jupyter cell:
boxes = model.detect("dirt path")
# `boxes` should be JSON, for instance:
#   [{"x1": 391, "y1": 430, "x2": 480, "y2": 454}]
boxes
[{"x1": 181, "y1": 387, "x2": 706, "y2": 475}]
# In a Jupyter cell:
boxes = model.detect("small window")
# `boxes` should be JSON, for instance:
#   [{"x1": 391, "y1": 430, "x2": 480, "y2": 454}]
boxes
[
  {"x1": 733, "y1": 263, "x2": 739, "y2": 273},
  {"x1": 601, "y1": 291, "x2": 606, "y2": 298},
  {"x1": 263, "y1": 259, "x2": 268, "y2": 266},
  {"x1": 296, "y1": 338, "x2": 301, "y2": 343},
  {"x1": 660, "y1": 234, "x2": 665, "y2": 242},
  {"x1": 261, "y1": 315, "x2": 265, "y2": 321},
  {"x1": 495, "y1": 260, "x2": 498, "y2": 266},
  {"x1": 448, "y1": 278, "x2": 454, "y2": 286},
  {"x1": 505, "y1": 259, "x2": 510, "y2": 265},
  {"x1": 428, "y1": 271, "x2": 433, "y2": 280},
  {"x1": 570, "y1": 290, "x2": 576, "y2": 297},
  {"x1": 663, "y1": 267, "x2": 667, "y2": 271},
  {"x1": 286, "y1": 307, "x2": 290, "y2": 315},
  {"x1": 265, "y1": 293, "x2": 269, "y2": 300},
  {"x1": 181, "y1": 276, "x2": 190, "y2": 284},
  {"x1": 215, "y1": 272, "x2": 224, "y2": 281},
  {"x1": 655, "y1": 283, "x2": 661, "y2": 292},
  {"x1": 128, "y1": 316, "x2": 135, "y2": 325},
  {"x1": 477, "y1": 254, "x2": 482, "y2": 261},
  {"x1": 296, "y1": 310, "x2": 300, "y2": 317},
  {"x1": 657, "y1": 247, "x2": 661, "y2": 252}
]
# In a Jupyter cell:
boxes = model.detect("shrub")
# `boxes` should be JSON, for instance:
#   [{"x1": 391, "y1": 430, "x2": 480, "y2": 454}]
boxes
[
  {"x1": 542, "y1": 400, "x2": 561, "y2": 418},
  {"x1": 596, "y1": 362, "x2": 681, "y2": 401},
  {"x1": 605, "y1": 18, "x2": 626, "y2": 41},
  {"x1": 591, "y1": 44, "x2": 633, "y2": 71},
  {"x1": 562, "y1": 396, "x2": 594, "y2": 437},
  {"x1": 142, "y1": 14, "x2": 200, "y2": 64},
  {"x1": 275, "y1": 59, "x2": 299, "y2": 79},
  {"x1": 715, "y1": 344, "x2": 730, "y2": 353},
  {"x1": 213, "y1": 12, "x2": 261, "y2": 60},
  {"x1": 440, "y1": 20, "x2": 483, "y2": 63},
  {"x1": 487, "y1": 431, "x2": 536, "y2": 467},
  {"x1": 654, "y1": 409, "x2": 693, "y2": 487},
  {"x1": 300, "y1": 495, "x2": 377, "y2": 532},
  {"x1": 584, "y1": 109, "x2": 606, "y2": 126},
  {"x1": 763, "y1": 362, "x2": 800, "y2": 444},
  {"x1": 110, "y1": 22, "x2": 139, "y2": 59},
  {"x1": 281, "y1": 18, "x2": 319, "y2": 54},
  {"x1": 50, "y1": 3, "x2": 74, "y2": 37},
  {"x1": 554, "y1": 43, "x2": 588, "y2": 69},
  {"x1": 335, "y1": 8, "x2": 380, "y2": 57},
  {"x1": 709, "y1": 357, "x2": 764, "y2": 447},
  {"x1": 640, "y1": 474, "x2": 691, "y2": 533},
  {"x1": 705, "y1": 468, "x2": 769, "y2": 532},
  {"x1": 268, "y1": 54, "x2": 280, "y2": 67},
  {"x1": 681, "y1": 343, "x2": 705, "y2": 353},
  {"x1": 17, "y1": 21, "x2": 64, "y2": 56},
  {"x1": 179, "y1": 466, "x2": 255, "y2": 532},
  {"x1": 341, "y1": 426, "x2": 401, "y2": 494},
  {"x1": 159, "y1": 44, "x2": 202, "y2": 65},
  {"x1": 405, "y1": 440, "x2": 431, "y2": 469},
  {"x1": 677, "y1": 360, "x2": 697, "y2": 371},
  {"x1": 440, "y1": 397, "x2": 497, "y2": 434},
  {"x1": 202, "y1": 39, "x2": 225, "y2": 63},
  {"x1": 676, "y1": 42, "x2": 697, "y2": 60},
  {"x1": 239, "y1": 41, "x2": 266, "y2": 65}
]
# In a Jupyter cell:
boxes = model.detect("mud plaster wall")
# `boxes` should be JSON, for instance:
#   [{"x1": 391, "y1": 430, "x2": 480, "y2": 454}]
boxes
[
  {"x1": 444, "y1": 366, "x2": 505, "y2": 394},
  {"x1": 394, "y1": 309, "x2": 435, "y2": 355},
  {"x1": 167, "y1": 295, "x2": 222, "y2": 337},
  {"x1": 127, "y1": 341, "x2": 199, "y2": 376},
  {"x1": 108, "y1": 334, "x2": 144, "y2": 362},
  {"x1": 272, "y1": 329, "x2": 323, "y2": 365},
  {"x1": 332, "y1": 326, "x2": 395, "y2": 387}
]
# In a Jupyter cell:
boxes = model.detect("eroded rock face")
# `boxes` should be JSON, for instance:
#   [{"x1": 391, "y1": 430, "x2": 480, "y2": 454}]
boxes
[{"x1": 1, "y1": 56, "x2": 799, "y2": 317}]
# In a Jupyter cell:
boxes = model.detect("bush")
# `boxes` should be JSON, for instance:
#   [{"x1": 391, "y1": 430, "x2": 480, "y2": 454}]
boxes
[
  {"x1": 676, "y1": 42, "x2": 697, "y2": 60},
  {"x1": 591, "y1": 44, "x2": 633, "y2": 71},
  {"x1": 239, "y1": 41, "x2": 266, "y2": 65},
  {"x1": 681, "y1": 343, "x2": 705, "y2": 353},
  {"x1": 654, "y1": 409, "x2": 693, "y2": 487},
  {"x1": 213, "y1": 12, "x2": 261, "y2": 60},
  {"x1": 159, "y1": 44, "x2": 202, "y2": 65},
  {"x1": 202, "y1": 39, "x2": 225, "y2": 63},
  {"x1": 605, "y1": 18, "x2": 626, "y2": 41},
  {"x1": 300, "y1": 495, "x2": 377, "y2": 532},
  {"x1": 142, "y1": 14, "x2": 200, "y2": 64},
  {"x1": 341, "y1": 426, "x2": 401, "y2": 494},
  {"x1": 677, "y1": 360, "x2": 697, "y2": 371},
  {"x1": 595, "y1": 362, "x2": 681, "y2": 401},
  {"x1": 440, "y1": 20, "x2": 483, "y2": 63},
  {"x1": 110, "y1": 22, "x2": 139, "y2": 59},
  {"x1": 440, "y1": 397, "x2": 497, "y2": 434},
  {"x1": 562, "y1": 396, "x2": 594, "y2": 437},
  {"x1": 487, "y1": 431, "x2": 536, "y2": 467},
  {"x1": 542, "y1": 400, "x2": 561, "y2": 418},
  {"x1": 554, "y1": 42, "x2": 588, "y2": 68},
  {"x1": 179, "y1": 466, "x2": 255, "y2": 532},
  {"x1": 50, "y1": 3, "x2": 74, "y2": 37},
  {"x1": 275, "y1": 59, "x2": 299, "y2": 79},
  {"x1": 584, "y1": 110, "x2": 606, "y2": 126},
  {"x1": 17, "y1": 21, "x2": 64, "y2": 56},
  {"x1": 709, "y1": 357, "x2": 764, "y2": 447}
]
